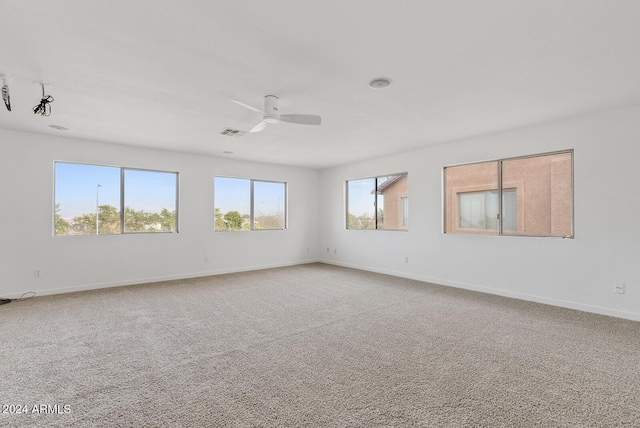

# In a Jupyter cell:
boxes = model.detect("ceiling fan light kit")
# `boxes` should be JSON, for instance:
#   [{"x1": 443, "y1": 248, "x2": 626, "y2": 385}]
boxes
[
  {"x1": 230, "y1": 95, "x2": 321, "y2": 133},
  {"x1": 263, "y1": 95, "x2": 280, "y2": 124}
]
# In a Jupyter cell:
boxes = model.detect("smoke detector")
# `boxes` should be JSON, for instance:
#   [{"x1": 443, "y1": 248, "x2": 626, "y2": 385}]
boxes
[{"x1": 369, "y1": 78, "x2": 392, "y2": 89}]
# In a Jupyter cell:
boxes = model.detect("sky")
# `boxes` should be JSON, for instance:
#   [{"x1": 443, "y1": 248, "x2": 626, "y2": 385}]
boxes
[
  {"x1": 347, "y1": 178, "x2": 375, "y2": 217},
  {"x1": 214, "y1": 177, "x2": 285, "y2": 216},
  {"x1": 56, "y1": 164, "x2": 387, "y2": 220},
  {"x1": 55, "y1": 162, "x2": 177, "y2": 218},
  {"x1": 56, "y1": 166, "x2": 286, "y2": 220}
]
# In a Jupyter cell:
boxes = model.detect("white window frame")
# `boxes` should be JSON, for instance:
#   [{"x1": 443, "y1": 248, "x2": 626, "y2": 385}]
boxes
[
  {"x1": 214, "y1": 176, "x2": 287, "y2": 232},
  {"x1": 53, "y1": 161, "x2": 179, "y2": 236},
  {"x1": 443, "y1": 150, "x2": 574, "y2": 238},
  {"x1": 346, "y1": 173, "x2": 408, "y2": 231}
]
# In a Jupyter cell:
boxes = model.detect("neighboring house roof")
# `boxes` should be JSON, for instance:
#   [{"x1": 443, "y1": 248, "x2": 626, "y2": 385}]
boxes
[{"x1": 373, "y1": 175, "x2": 406, "y2": 194}]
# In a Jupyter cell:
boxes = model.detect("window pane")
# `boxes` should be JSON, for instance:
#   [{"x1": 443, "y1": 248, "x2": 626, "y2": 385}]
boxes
[
  {"x1": 401, "y1": 197, "x2": 409, "y2": 227},
  {"x1": 253, "y1": 181, "x2": 286, "y2": 230},
  {"x1": 459, "y1": 192, "x2": 486, "y2": 229},
  {"x1": 484, "y1": 191, "x2": 499, "y2": 230},
  {"x1": 376, "y1": 174, "x2": 408, "y2": 230},
  {"x1": 501, "y1": 189, "x2": 517, "y2": 232},
  {"x1": 122, "y1": 170, "x2": 177, "y2": 233},
  {"x1": 54, "y1": 163, "x2": 121, "y2": 235},
  {"x1": 215, "y1": 177, "x2": 250, "y2": 231},
  {"x1": 458, "y1": 190, "x2": 506, "y2": 230},
  {"x1": 444, "y1": 161, "x2": 498, "y2": 234},
  {"x1": 501, "y1": 152, "x2": 572, "y2": 237},
  {"x1": 347, "y1": 178, "x2": 375, "y2": 229}
]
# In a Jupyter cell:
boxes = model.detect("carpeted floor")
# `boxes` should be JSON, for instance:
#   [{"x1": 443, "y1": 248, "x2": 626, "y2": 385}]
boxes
[{"x1": 1, "y1": 263, "x2": 639, "y2": 427}]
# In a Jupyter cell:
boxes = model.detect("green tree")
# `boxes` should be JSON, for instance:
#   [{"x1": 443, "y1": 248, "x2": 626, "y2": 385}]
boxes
[
  {"x1": 98, "y1": 205, "x2": 120, "y2": 234},
  {"x1": 71, "y1": 204, "x2": 120, "y2": 235},
  {"x1": 67, "y1": 205, "x2": 173, "y2": 235},
  {"x1": 347, "y1": 213, "x2": 357, "y2": 229},
  {"x1": 347, "y1": 212, "x2": 375, "y2": 229},
  {"x1": 71, "y1": 214, "x2": 93, "y2": 235},
  {"x1": 159, "y1": 208, "x2": 176, "y2": 231},
  {"x1": 54, "y1": 204, "x2": 69, "y2": 236},
  {"x1": 214, "y1": 208, "x2": 226, "y2": 231},
  {"x1": 124, "y1": 207, "x2": 148, "y2": 232},
  {"x1": 223, "y1": 210, "x2": 244, "y2": 231}
]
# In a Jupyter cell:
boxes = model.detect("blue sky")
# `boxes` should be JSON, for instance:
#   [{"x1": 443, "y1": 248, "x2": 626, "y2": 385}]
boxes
[
  {"x1": 254, "y1": 181, "x2": 285, "y2": 216},
  {"x1": 55, "y1": 163, "x2": 177, "y2": 218},
  {"x1": 215, "y1": 177, "x2": 251, "y2": 215},
  {"x1": 214, "y1": 177, "x2": 285, "y2": 216},
  {"x1": 347, "y1": 178, "x2": 376, "y2": 217},
  {"x1": 57, "y1": 166, "x2": 286, "y2": 219}
]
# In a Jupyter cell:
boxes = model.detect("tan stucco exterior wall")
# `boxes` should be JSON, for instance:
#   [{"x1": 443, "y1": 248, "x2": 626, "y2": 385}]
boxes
[
  {"x1": 380, "y1": 175, "x2": 408, "y2": 229},
  {"x1": 444, "y1": 152, "x2": 572, "y2": 236}
]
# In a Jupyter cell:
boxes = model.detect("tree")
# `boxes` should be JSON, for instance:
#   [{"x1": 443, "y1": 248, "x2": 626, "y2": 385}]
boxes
[
  {"x1": 214, "y1": 208, "x2": 226, "y2": 231},
  {"x1": 71, "y1": 214, "x2": 92, "y2": 235},
  {"x1": 347, "y1": 212, "x2": 375, "y2": 229},
  {"x1": 54, "y1": 204, "x2": 69, "y2": 236},
  {"x1": 254, "y1": 214, "x2": 284, "y2": 230},
  {"x1": 124, "y1": 207, "x2": 151, "y2": 232},
  {"x1": 159, "y1": 208, "x2": 176, "y2": 231},
  {"x1": 70, "y1": 204, "x2": 120, "y2": 235},
  {"x1": 223, "y1": 210, "x2": 244, "y2": 231},
  {"x1": 98, "y1": 205, "x2": 120, "y2": 234},
  {"x1": 60, "y1": 205, "x2": 174, "y2": 235}
]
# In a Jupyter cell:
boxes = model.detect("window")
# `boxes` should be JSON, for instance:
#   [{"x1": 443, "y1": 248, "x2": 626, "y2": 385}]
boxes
[
  {"x1": 346, "y1": 173, "x2": 408, "y2": 230},
  {"x1": 214, "y1": 177, "x2": 286, "y2": 231},
  {"x1": 214, "y1": 177, "x2": 250, "y2": 231},
  {"x1": 444, "y1": 150, "x2": 573, "y2": 237},
  {"x1": 54, "y1": 162, "x2": 178, "y2": 236},
  {"x1": 253, "y1": 180, "x2": 286, "y2": 230},
  {"x1": 123, "y1": 169, "x2": 178, "y2": 233},
  {"x1": 458, "y1": 189, "x2": 516, "y2": 231},
  {"x1": 401, "y1": 197, "x2": 409, "y2": 228}
]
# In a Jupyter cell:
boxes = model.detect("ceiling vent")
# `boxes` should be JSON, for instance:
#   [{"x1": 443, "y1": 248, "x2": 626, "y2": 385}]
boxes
[{"x1": 219, "y1": 128, "x2": 245, "y2": 137}]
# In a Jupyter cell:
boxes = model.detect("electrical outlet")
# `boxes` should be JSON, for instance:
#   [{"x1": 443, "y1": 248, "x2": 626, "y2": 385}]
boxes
[
  {"x1": 334, "y1": 248, "x2": 337, "y2": 254},
  {"x1": 614, "y1": 282, "x2": 625, "y2": 294},
  {"x1": 34, "y1": 269, "x2": 42, "y2": 278},
  {"x1": 404, "y1": 257, "x2": 409, "y2": 263},
  {"x1": 326, "y1": 247, "x2": 330, "y2": 252},
  {"x1": 203, "y1": 256, "x2": 209, "y2": 263}
]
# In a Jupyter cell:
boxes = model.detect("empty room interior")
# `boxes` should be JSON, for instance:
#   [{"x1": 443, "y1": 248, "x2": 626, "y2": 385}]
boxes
[{"x1": 1, "y1": 1, "x2": 639, "y2": 426}]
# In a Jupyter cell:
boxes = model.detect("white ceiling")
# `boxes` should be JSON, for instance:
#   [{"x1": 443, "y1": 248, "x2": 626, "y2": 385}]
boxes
[{"x1": 2, "y1": 1, "x2": 640, "y2": 169}]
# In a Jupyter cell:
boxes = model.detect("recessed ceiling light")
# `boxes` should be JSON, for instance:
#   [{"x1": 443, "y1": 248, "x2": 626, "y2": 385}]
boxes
[
  {"x1": 49, "y1": 125, "x2": 68, "y2": 130},
  {"x1": 369, "y1": 78, "x2": 392, "y2": 89}
]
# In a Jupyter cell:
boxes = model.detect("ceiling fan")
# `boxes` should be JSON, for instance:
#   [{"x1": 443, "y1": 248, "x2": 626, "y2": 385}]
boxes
[{"x1": 230, "y1": 95, "x2": 321, "y2": 133}]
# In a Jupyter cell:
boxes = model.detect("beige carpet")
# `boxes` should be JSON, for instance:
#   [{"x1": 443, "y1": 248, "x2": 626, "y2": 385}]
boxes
[{"x1": 1, "y1": 263, "x2": 639, "y2": 427}]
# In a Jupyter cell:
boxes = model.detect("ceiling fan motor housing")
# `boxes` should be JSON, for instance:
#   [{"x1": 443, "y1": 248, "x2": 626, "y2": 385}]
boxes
[{"x1": 264, "y1": 95, "x2": 280, "y2": 123}]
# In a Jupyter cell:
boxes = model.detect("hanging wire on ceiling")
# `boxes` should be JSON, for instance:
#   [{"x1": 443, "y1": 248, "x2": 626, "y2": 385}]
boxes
[
  {"x1": 1, "y1": 76, "x2": 10, "y2": 111},
  {"x1": 33, "y1": 83, "x2": 54, "y2": 116}
]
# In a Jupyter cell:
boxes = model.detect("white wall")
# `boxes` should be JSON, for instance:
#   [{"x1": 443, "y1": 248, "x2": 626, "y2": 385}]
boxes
[
  {"x1": 0, "y1": 129, "x2": 320, "y2": 297},
  {"x1": 319, "y1": 105, "x2": 640, "y2": 321},
  {"x1": 3, "y1": 105, "x2": 639, "y2": 321}
]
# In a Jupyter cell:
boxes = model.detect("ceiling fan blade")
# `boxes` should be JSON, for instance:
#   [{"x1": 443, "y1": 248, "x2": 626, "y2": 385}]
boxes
[
  {"x1": 230, "y1": 99, "x2": 265, "y2": 115},
  {"x1": 249, "y1": 121, "x2": 268, "y2": 133},
  {"x1": 280, "y1": 114, "x2": 321, "y2": 125}
]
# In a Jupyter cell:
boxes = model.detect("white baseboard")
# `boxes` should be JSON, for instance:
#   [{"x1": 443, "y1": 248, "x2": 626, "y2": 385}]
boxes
[
  {"x1": 320, "y1": 260, "x2": 640, "y2": 322},
  {"x1": 1, "y1": 259, "x2": 321, "y2": 299},
  {"x1": 6, "y1": 258, "x2": 638, "y2": 323}
]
